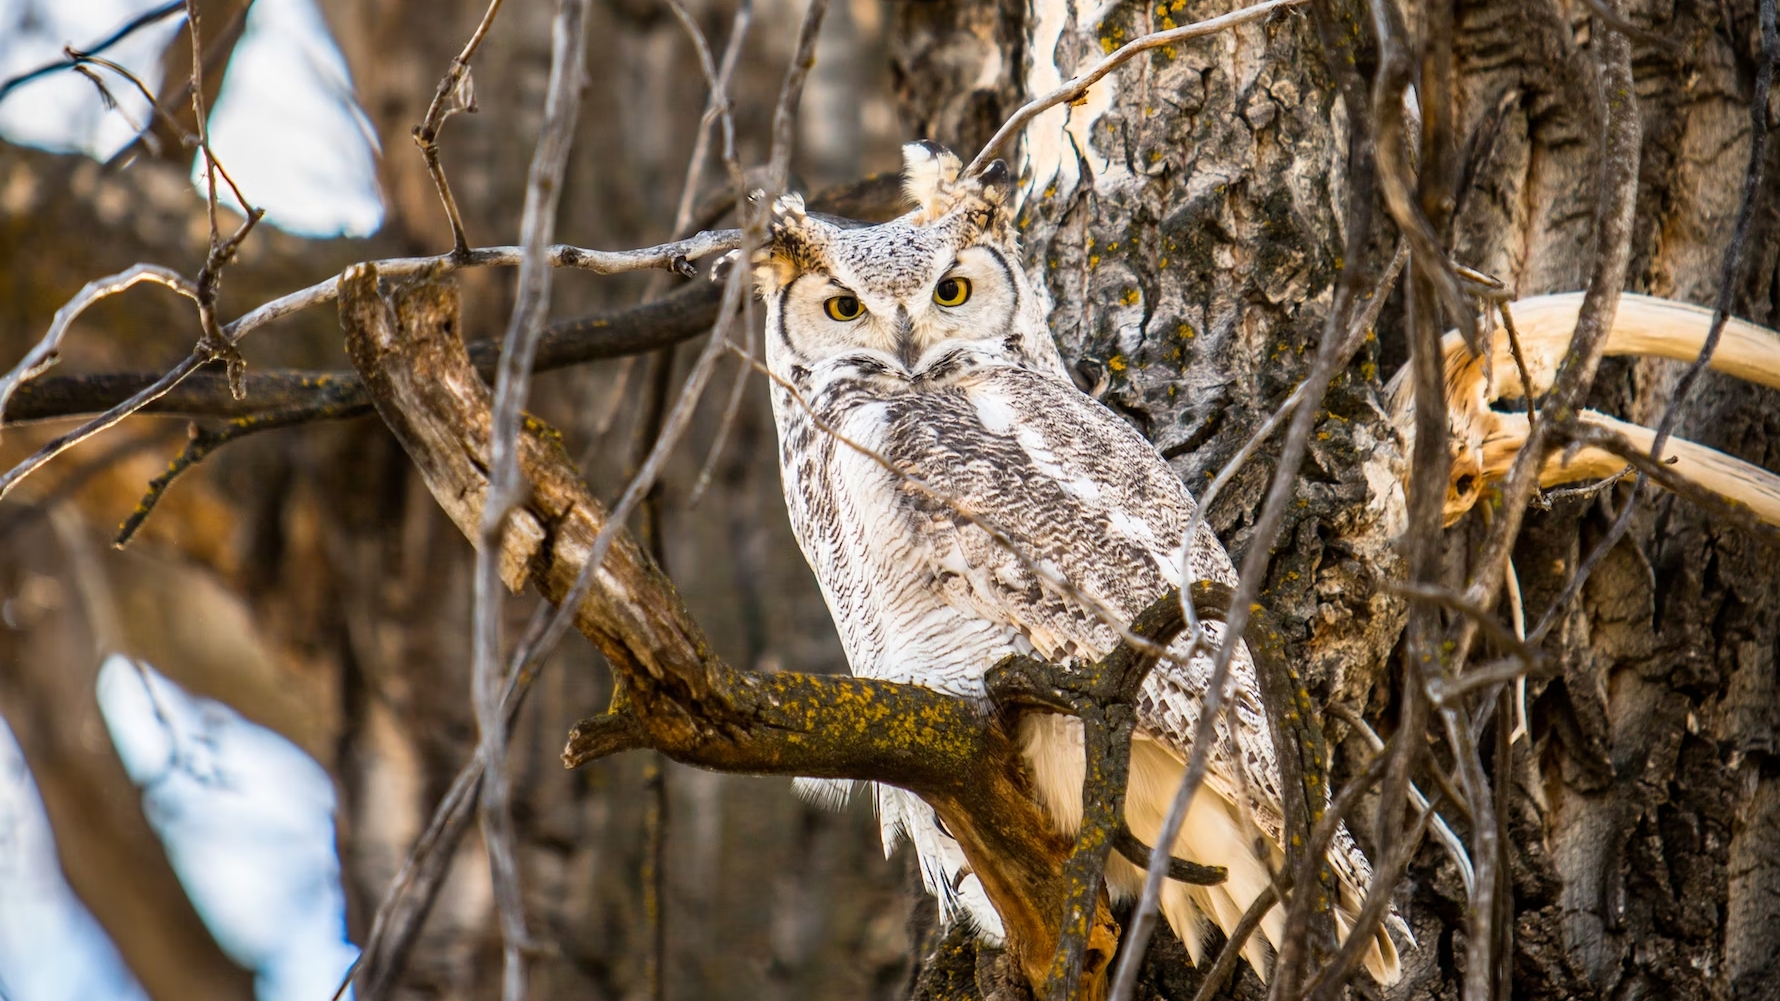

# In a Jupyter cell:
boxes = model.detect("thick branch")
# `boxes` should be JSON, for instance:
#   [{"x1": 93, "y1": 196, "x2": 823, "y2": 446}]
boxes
[{"x1": 336, "y1": 265, "x2": 1089, "y2": 994}]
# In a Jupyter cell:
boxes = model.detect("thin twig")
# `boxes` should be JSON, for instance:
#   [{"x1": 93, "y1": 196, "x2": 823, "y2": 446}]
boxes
[
  {"x1": 498, "y1": 0, "x2": 769, "y2": 697},
  {"x1": 0, "y1": 266, "x2": 196, "y2": 425},
  {"x1": 1328, "y1": 704, "x2": 1474, "y2": 894},
  {"x1": 224, "y1": 234, "x2": 738, "y2": 348},
  {"x1": 66, "y1": 52, "x2": 194, "y2": 144},
  {"x1": 1384, "y1": 580, "x2": 1548, "y2": 672},
  {"x1": 516, "y1": 270, "x2": 753, "y2": 714},
  {"x1": 0, "y1": 235, "x2": 736, "y2": 500},
  {"x1": 8, "y1": 0, "x2": 259, "y2": 424},
  {"x1": 339, "y1": 605, "x2": 556, "y2": 1001},
  {"x1": 661, "y1": 0, "x2": 748, "y2": 230},
  {"x1": 1427, "y1": 655, "x2": 1560, "y2": 704},
  {"x1": 1301, "y1": 798, "x2": 1437, "y2": 1001},
  {"x1": 1499, "y1": 300, "x2": 1537, "y2": 436},
  {"x1": 184, "y1": 0, "x2": 265, "y2": 402},
  {"x1": 1355, "y1": 4, "x2": 1455, "y2": 1001},
  {"x1": 0, "y1": 1, "x2": 185, "y2": 103},
  {"x1": 472, "y1": 4, "x2": 589, "y2": 1000},
  {"x1": 0, "y1": 355, "x2": 206, "y2": 504},
  {"x1": 1553, "y1": 421, "x2": 1780, "y2": 550},
  {"x1": 413, "y1": 0, "x2": 507, "y2": 256},
  {"x1": 1266, "y1": 724, "x2": 1405, "y2": 1001},
  {"x1": 965, "y1": 0, "x2": 1316, "y2": 176},
  {"x1": 105, "y1": 0, "x2": 255, "y2": 169},
  {"x1": 1188, "y1": 885, "x2": 1279, "y2": 1001},
  {"x1": 764, "y1": 0, "x2": 832, "y2": 199},
  {"x1": 660, "y1": 0, "x2": 755, "y2": 510}
]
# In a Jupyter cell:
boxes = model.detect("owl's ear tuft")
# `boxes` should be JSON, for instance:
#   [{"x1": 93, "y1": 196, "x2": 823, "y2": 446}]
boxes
[
  {"x1": 751, "y1": 192, "x2": 827, "y2": 295},
  {"x1": 976, "y1": 159, "x2": 1011, "y2": 205},
  {"x1": 902, "y1": 140, "x2": 964, "y2": 224},
  {"x1": 769, "y1": 191, "x2": 808, "y2": 228}
]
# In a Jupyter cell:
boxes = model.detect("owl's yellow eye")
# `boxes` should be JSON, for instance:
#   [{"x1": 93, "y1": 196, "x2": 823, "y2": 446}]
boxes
[
  {"x1": 933, "y1": 277, "x2": 972, "y2": 307},
  {"x1": 824, "y1": 295, "x2": 864, "y2": 321}
]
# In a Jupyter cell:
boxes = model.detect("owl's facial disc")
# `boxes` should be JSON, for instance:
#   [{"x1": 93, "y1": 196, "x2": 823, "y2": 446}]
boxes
[{"x1": 776, "y1": 242, "x2": 1019, "y2": 373}]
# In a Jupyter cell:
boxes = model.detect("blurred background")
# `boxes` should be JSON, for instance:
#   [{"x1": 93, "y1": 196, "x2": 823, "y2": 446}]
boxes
[{"x1": 0, "y1": 2, "x2": 927, "y2": 999}]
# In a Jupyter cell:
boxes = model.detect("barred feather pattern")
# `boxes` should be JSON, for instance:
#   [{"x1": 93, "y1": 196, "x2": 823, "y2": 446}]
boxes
[{"x1": 759, "y1": 143, "x2": 1403, "y2": 984}]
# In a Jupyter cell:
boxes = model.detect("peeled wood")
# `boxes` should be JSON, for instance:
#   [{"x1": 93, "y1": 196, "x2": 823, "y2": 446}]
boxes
[{"x1": 1388, "y1": 292, "x2": 1780, "y2": 526}]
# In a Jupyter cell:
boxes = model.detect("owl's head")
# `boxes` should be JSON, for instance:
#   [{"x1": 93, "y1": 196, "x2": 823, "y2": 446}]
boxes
[{"x1": 751, "y1": 142, "x2": 1062, "y2": 384}]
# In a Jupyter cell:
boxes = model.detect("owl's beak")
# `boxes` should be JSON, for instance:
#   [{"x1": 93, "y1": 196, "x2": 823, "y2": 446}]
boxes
[{"x1": 893, "y1": 305, "x2": 918, "y2": 370}]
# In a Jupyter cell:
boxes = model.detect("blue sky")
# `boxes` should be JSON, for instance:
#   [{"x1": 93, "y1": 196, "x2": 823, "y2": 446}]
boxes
[{"x1": 0, "y1": 0, "x2": 382, "y2": 236}]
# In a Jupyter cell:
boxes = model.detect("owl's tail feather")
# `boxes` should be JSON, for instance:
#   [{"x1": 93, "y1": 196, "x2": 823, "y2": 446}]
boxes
[
  {"x1": 792, "y1": 776, "x2": 858, "y2": 811},
  {"x1": 1125, "y1": 740, "x2": 1405, "y2": 986}
]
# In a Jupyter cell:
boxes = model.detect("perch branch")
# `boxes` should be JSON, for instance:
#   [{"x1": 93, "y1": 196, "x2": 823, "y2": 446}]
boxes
[{"x1": 337, "y1": 267, "x2": 1105, "y2": 995}]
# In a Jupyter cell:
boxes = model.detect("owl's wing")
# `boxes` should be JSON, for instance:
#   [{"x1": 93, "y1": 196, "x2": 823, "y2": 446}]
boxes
[
  {"x1": 863, "y1": 364, "x2": 1289, "y2": 835},
  {"x1": 857, "y1": 363, "x2": 1402, "y2": 982}
]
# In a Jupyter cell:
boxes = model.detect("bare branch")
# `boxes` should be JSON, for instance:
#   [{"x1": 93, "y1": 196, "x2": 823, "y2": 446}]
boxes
[
  {"x1": 0, "y1": 1, "x2": 185, "y2": 103},
  {"x1": 1301, "y1": 799, "x2": 1437, "y2": 1001},
  {"x1": 1385, "y1": 580, "x2": 1548, "y2": 674},
  {"x1": 0, "y1": 355, "x2": 206, "y2": 504},
  {"x1": 341, "y1": 616, "x2": 550, "y2": 1001},
  {"x1": 1189, "y1": 885, "x2": 1280, "y2": 1001},
  {"x1": 1552, "y1": 420, "x2": 1780, "y2": 551},
  {"x1": 663, "y1": 0, "x2": 756, "y2": 510},
  {"x1": 472, "y1": 3, "x2": 589, "y2": 998},
  {"x1": 764, "y1": 0, "x2": 831, "y2": 199},
  {"x1": 1264, "y1": 726, "x2": 1401, "y2": 1001},
  {"x1": 413, "y1": 0, "x2": 507, "y2": 256},
  {"x1": 0, "y1": 265, "x2": 197, "y2": 425},
  {"x1": 1328, "y1": 703, "x2": 1474, "y2": 894},
  {"x1": 0, "y1": 234, "x2": 736, "y2": 506}
]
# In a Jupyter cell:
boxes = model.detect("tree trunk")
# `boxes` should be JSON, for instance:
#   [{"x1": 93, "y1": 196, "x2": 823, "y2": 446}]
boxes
[{"x1": 894, "y1": 0, "x2": 1780, "y2": 997}]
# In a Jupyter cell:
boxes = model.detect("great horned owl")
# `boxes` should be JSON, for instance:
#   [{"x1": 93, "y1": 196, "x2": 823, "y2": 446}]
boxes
[{"x1": 752, "y1": 141, "x2": 1403, "y2": 984}]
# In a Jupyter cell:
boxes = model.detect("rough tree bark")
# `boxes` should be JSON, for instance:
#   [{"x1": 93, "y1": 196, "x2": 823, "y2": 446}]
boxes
[{"x1": 894, "y1": 0, "x2": 1780, "y2": 998}]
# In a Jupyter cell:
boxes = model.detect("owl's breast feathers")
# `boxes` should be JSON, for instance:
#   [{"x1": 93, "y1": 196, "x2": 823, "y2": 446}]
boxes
[{"x1": 770, "y1": 356, "x2": 1403, "y2": 983}]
